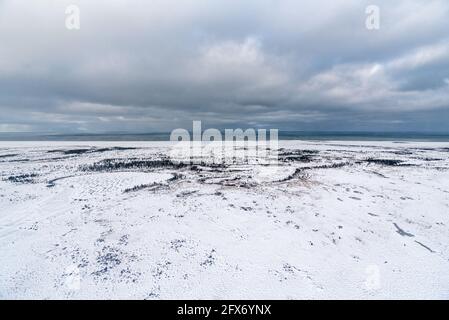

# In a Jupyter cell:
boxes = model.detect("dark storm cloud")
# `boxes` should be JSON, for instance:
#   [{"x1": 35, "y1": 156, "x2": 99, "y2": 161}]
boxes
[{"x1": 0, "y1": 0, "x2": 448, "y2": 133}]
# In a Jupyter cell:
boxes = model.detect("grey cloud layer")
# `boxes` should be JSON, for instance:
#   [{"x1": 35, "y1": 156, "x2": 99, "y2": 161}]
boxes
[{"x1": 0, "y1": 0, "x2": 448, "y2": 133}]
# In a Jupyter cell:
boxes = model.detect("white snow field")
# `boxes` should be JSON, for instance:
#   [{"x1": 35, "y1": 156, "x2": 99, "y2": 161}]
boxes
[{"x1": 0, "y1": 140, "x2": 449, "y2": 299}]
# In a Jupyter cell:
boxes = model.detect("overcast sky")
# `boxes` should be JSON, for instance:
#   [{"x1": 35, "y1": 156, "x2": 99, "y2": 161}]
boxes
[{"x1": 0, "y1": 0, "x2": 448, "y2": 133}]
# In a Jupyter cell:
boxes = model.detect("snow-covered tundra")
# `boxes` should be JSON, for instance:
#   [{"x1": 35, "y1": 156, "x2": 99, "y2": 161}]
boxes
[{"x1": 0, "y1": 140, "x2": 448, "y2": 299}]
